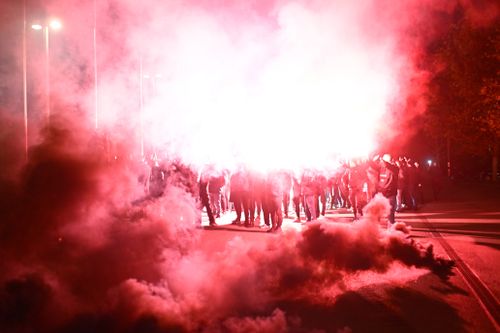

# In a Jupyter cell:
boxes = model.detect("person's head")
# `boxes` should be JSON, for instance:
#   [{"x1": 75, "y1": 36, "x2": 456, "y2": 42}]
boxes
[{"x1": 382, "y1": 153, "x2": 392, "y2": 163}]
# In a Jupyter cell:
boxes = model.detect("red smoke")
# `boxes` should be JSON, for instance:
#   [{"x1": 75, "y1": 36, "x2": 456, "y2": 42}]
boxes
[
  {"x1": 0, "y1": 117, "x2": 453, "y2": 332},
  {"x1": 2, "y1": 0, "x2": 497, "y2": 331}
]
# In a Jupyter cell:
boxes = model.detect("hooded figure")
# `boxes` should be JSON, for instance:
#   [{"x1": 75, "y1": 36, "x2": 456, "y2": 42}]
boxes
[{"x1": 377, "y1": 154, "x2": 399, "y2": 225}]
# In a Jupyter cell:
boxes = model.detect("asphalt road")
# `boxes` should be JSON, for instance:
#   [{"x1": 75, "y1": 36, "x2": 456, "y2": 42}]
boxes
[{"x1": 197, "y1": 181, "x2": 500, "y2": 332}]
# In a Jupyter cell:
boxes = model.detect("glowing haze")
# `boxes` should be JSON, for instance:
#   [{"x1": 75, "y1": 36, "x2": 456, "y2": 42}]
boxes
[
  {"x1": 142, "y1": 1, "x2": 395, "y2": 170},
  {"x1": 5, "y1": 0, "x2": 493, "y2": 331},
  {"x1": 40, "y1": 0, "x2": 409, "y2": 171}
]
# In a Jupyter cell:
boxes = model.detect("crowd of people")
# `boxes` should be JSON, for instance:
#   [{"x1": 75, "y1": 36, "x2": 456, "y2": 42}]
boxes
[{"x1": 139, "y1": 153, "x2": 440, "y2": 232}]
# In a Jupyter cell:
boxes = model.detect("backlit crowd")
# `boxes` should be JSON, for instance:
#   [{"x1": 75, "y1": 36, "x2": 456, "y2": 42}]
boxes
[{"x1": 139, "y1": 154, "x2": 442, "y2": 232}]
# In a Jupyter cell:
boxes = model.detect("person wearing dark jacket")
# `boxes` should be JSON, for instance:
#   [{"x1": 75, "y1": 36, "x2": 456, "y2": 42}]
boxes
[
  {"x1": 292, "y1": 176, "x2": 302, "y2": 222},
  {"x1": 266, "y1": 170, "x2": 284, "y2": 232},
  {"x1": 229, "y1": 168, "x2": 251, "y2": 225},
  {"x1": 301, "y1": 170, "x2": 317, "y2": 221},
  {"x1": 316, "y1": 173, "x2": 328, "y2": 216},
  {"x1": 347, "y1": 160, "x2": 368, "y2": 221},
  {"x1": 376, "y1": 154, "x2": 399, "y2": 225},
  {"x1": 406, "y1": 160, "x2": 419, "y2": 210},
  {"x1": 253, "y1": 172, "x2": 269, "y2": 227},
  {"x1": 395, "y1": 159, "x2": 407, "y2": 212},
  {"x1": 208, "y1": 173, "x2": 225, "y2": 218},
  {"x1": 281, "y1": 171, "x2": 292, "y2": 218},
  {"x1": 199, "y1": 173, "x2": 216, "y2": 226}
]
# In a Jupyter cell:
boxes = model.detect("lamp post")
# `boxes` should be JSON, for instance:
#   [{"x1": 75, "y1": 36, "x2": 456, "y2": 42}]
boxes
[
  {"x1": 139, "y1": 56, "x2": 144, "y2": 157},
  {"x1": 22, "y1": 0, "x2": 28, "y2": 160},
  {"x1": 31, "y1": 19, "x2": 61, "y2": 125},
  {"x1": 93, "y1": 0, "x2": 98, "y2": 130}
]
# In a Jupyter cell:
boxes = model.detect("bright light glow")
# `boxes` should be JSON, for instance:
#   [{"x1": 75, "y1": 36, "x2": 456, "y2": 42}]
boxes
[
  {"x1": 49, "y1": 19, "x2": 62, "y2": 30},
  {"x1": 427, "y1": 160, "x2": 432, "y2": 166},
  {"x1": 96, "y1": 2, "x2": 405, "y2": 173},
  {"x1": 31, "y1": 24, "x2": 43, "y2": 30}
]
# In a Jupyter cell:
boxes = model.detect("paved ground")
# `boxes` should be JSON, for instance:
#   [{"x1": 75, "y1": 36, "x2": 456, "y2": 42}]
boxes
[{"x1": 197, "y1": 181, "x2": 500, "y2": 332}]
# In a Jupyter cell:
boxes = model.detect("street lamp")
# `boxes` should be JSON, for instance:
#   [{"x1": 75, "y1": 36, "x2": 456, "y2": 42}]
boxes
[
  {"x1": 31, "y1": 18, "x2": 62, "y2": 125},
  {"x1": 22, "y1": 0, "x2": 28, "y2": 160},
  {"x1": 139, "y1": 56, "x2": 144, "y2": 157},
  {"x1": 93, "y1": 0, "x2": 99, "y2": 130}
]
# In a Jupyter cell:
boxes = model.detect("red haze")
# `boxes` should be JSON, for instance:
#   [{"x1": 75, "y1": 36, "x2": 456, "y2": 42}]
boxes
[{"x1": 2, "y1": 0, "x2": 497, "y2": 331}]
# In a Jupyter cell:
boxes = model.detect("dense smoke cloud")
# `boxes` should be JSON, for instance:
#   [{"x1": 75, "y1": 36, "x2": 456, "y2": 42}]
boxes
[
  {"x1": 23, "y1": 0, "x2": 493, "y2": 169},
  {"x1": 1, "y1": 0, "x2": 498, "y2": 160},
  {"x1": 0, "y1": 116, "x2": 453, "y2": 332},
  {"x1": 38, "y1": 0, "x2": 409, "y2": 169},
  {"x1": 1, "y1": 0, "x2": 493, "y2": 167},
  {"x1": 3, "y1": 0, "x2": 497, "y2": 331}
]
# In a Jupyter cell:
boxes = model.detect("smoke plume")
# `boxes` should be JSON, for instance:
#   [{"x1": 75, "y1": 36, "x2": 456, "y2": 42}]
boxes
[
  {"x1": 0, "y1": 116, "x2": 454, "y2": 332},
  {"x1": 3, "y1": 0, "x2": 496, "y2": 331}
]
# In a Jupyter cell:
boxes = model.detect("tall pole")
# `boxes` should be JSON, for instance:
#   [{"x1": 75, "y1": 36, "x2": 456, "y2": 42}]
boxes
[
  {"x1": 93, "y1": 0, "x2": 98, "y2": 129},
  {"x1": 447, "y1": 136, "x2": 451, "y2": 179},
  {"x1": 45, "y1": 26, "x2": 50, "y2": 124},
  {"x1": 139, "y1": 55, "x2": 144, "y2": 157},
  {"x1": 22, "y1": 0, "x2": 29, "y2": 160}
]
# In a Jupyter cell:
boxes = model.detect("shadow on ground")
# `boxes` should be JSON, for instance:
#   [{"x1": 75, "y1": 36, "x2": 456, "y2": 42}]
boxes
[{"x1": 273, "y1": 273, "x2": 469, "y2": 333}]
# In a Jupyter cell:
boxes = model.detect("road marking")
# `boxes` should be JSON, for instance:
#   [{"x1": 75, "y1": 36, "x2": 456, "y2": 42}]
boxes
[{"x1": 422, "y1": 216, "x2": 500, "y2": 331}]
